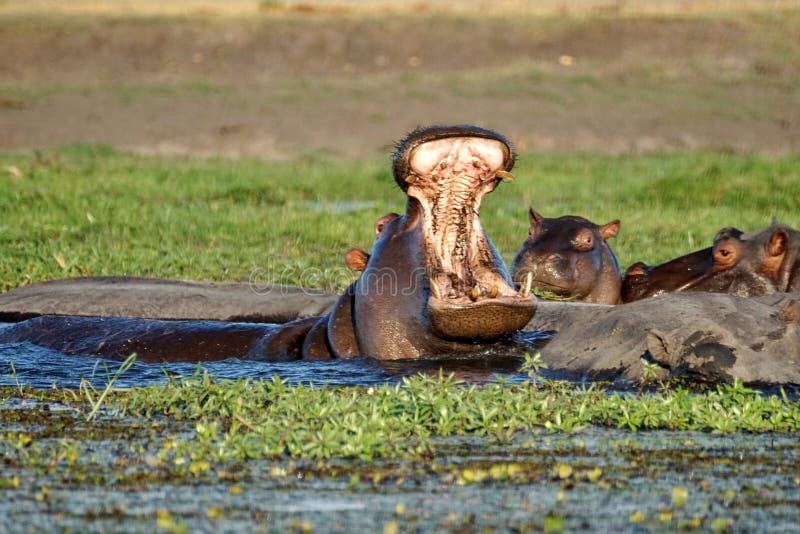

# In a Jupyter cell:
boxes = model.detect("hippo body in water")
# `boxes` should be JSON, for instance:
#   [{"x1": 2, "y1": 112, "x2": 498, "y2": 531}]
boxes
[
  {"x1": 623, "y1": 222, "x2": 800, "y2": 302},
  {"x1": 510, "y1": 209, "x2": 622, "y2": 304},
  {"x1": 0, "y1": 126, "x2": 536, "y2": 363}
]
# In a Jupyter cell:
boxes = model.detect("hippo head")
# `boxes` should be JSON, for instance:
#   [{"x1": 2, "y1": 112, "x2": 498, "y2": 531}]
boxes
[
  {"x1": 510, "y1": 209, "x2": 622, "y2": 304},
  {"x1": 622, "y1": 221, "x2": 800, "y2": 302},
  {"x1": 352, "y1": 125, "x2": 537, "y2": 359}
]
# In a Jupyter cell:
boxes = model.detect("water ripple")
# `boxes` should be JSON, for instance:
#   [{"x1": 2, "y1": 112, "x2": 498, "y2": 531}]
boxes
[{"x1": 0, "y1": 327, "x2": 550, "y2": 389}]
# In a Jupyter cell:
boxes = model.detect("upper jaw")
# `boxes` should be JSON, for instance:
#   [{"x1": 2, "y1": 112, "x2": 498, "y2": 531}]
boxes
[
  {"x1": 392, "y1": 126, "x2": 535, "y2": 339},
  {"x1": 393, "y1": 125, "x2": 515, "y2": 192}
]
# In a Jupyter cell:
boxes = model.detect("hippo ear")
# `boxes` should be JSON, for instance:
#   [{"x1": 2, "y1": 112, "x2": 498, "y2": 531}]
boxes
[
  {"x1": 599, "y1": 220, "x2": 621, "y2": 240},
  {"x1": 768, "y1": 228, "x2": 788, "y2": 257},
  {"x1": 528, "y1": 208, "x2": 544, "y2": 224},
  {"x1": 344, "y1": 248, "x2": 370, "y2": 272},
  {"x1": 625, "y1": 261, "x2": 649, "y2": 277},
  {"x1": 374, "y1": 212, "x2": 400, "y2": 236},
  {"x1": 760, "y1": 228, "x2": 789, "y2": 282}
]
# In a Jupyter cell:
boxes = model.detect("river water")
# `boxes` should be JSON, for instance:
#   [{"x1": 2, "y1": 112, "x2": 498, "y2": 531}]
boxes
[{"x1": 0, "y1": 322, "x2": 548, "y2": 389}]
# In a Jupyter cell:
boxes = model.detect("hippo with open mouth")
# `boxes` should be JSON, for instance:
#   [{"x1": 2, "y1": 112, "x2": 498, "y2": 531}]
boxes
[
  {"x1": 0, "y1": 125, "x2": 537, "y2": 362},
  {"x1": 622, "y1": 221, "x2": 800, "y2": 302}
]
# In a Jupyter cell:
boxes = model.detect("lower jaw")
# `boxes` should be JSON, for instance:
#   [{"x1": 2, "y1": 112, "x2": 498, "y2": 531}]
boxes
[{"x1": 427, "y1": 293, "x2": 537, "y2": 341}]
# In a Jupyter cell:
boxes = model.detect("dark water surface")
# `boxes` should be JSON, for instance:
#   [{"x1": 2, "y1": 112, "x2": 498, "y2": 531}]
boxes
[{"x1": 0, "y1": 323, "x2": 546, "y2": 389}]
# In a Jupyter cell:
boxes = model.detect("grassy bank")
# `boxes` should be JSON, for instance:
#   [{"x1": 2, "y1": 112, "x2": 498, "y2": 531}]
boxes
[{"x1": 1, "y1": 145, "x2": 798, "y2": 292}]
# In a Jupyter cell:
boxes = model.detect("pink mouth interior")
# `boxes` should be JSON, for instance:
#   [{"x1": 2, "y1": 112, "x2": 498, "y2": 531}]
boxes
[{"x1": 404, "y1": 136, "x2": 536, "y2": 339}]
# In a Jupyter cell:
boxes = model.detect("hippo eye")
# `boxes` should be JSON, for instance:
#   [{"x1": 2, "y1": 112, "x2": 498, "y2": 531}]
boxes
[
  {"x1": 713, "y1": 242, "x2": 739, "y2": 268},
  {"x1": 573, "y1": 230, "x2": 594, "y2": 251}
]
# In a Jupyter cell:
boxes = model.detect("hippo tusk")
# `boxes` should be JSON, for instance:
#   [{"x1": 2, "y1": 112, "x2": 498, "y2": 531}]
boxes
[
  {"x1": 469, "y1": 285, "x2": 481, "y2": 302},
  {"x1": 405, "y1": 174, "x2": 418, "y2": 184},
  {"x1": 430, "y1": 279, "x2": 442, "y2": 299},
  {"x1": 489, "y1": 285, "x2": 499, "y2": 298},
  {"x1": 520, "y1": 272, "x2": 533, "y2": 296},
  {"x1": 496, "y1": 170, "x2": 515, "y2": 182}
]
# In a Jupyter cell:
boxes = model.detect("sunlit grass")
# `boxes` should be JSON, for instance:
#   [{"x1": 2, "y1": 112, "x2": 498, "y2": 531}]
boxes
[
  {"x1": 2, "y1": 375, "x2": 798, "y2": 468},
  {"x1": 1, "y1": 145, "x2": 798, "y2": 292}
]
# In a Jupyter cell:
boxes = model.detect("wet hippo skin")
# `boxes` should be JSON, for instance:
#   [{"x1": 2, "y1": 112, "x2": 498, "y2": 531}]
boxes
[
  {"x1": 511, "y1": 209, "x2": 622, "y2": 304},
  {"x1": 527, "y1": 293, "x2": 800, "y2": 385},
  {"x1": 0, "y1": 276, "x2": 337, "y2": 323}
]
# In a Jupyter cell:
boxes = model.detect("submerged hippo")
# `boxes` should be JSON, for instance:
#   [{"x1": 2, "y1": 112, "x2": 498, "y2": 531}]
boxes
[
  {"x1": 0, "y1": 125, "x2": 536, "y2": 362},
  {"x1": 526, "y1": 292, "x2": 800, "y2": 385},
  {"x1": 510, "y1": 209, "x2": 622, "y2": 304},
  {"x1": 623, "y1": 221, "x2": 800, "y2": 302}
]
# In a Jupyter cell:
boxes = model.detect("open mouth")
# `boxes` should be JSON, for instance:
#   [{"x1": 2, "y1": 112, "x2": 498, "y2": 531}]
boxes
[{"x1": 395, "y1": 126, "x2": 536, "y2": 340}]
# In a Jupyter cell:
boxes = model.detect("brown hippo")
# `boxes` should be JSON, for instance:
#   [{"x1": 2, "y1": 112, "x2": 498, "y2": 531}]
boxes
[
  {"x1": 0, "y1": 125, "x2": 536, "y2": 362},
  {"x1": 622, "y1": 221, "x2": 800, "y2": 302},
  {"x1": 342, "y1": 212, "x2": 400, "y2": 273},
  {"x1": 510, "y1": 209, "x2": 622, "y2": 304}
]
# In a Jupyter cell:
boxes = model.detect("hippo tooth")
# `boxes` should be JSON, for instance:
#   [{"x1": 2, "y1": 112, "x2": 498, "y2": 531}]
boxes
[
  {"x1": 521, "y1": 272, "x2": 533, "y2": 296},
  {"x1": 496, "y1": 170, "x2": 515, "y2": 182},
  {"x1": 469, "y1": 285, "x2": 481, "y2": 301},
  {"x1": 430, "y1": 280, "x2": 442, "y2": 299},
  {"x1": 489, "y1": 285, "x2": 499, "y2": 298},
  {"x1": 405, "y1": 174, "x2": 418, "y2": 184}
]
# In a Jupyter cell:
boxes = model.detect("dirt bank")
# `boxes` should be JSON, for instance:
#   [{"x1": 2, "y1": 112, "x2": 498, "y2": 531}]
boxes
[{"x1": 1, "y1": 8, "x2": 798, "y2": 158}]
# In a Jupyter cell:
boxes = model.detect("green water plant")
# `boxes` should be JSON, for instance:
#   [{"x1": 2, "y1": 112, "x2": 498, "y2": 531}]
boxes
[{"x1": 78, "y1": 374, "x2": 800, "y2": 464}]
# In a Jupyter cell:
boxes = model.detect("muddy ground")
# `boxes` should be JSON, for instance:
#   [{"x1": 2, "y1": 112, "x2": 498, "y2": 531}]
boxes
[{"x1": 1, "y1": 3, "x2": 799, "y2": 159}]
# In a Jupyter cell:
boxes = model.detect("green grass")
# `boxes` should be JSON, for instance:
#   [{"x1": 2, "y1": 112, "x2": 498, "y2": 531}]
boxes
[
  {"x1": 1, "y1": 145, "x2": 798, "y2": 292},
  {"x1": 2, "y1": 375, "x2": 798, "y2": 468}
]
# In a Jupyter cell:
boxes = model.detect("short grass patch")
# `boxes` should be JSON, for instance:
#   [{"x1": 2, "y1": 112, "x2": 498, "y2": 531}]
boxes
[
  {"x1": 2, "y1": 375, "x2": 798, "y2": 468},
  {"x1": 1, "y1": 145, "x2": 798, "y2": 292}
]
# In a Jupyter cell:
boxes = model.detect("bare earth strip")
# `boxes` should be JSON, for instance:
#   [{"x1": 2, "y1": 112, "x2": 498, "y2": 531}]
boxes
[{"x1": 1, "y1": 2, "x2": 799, "y2": 159}]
